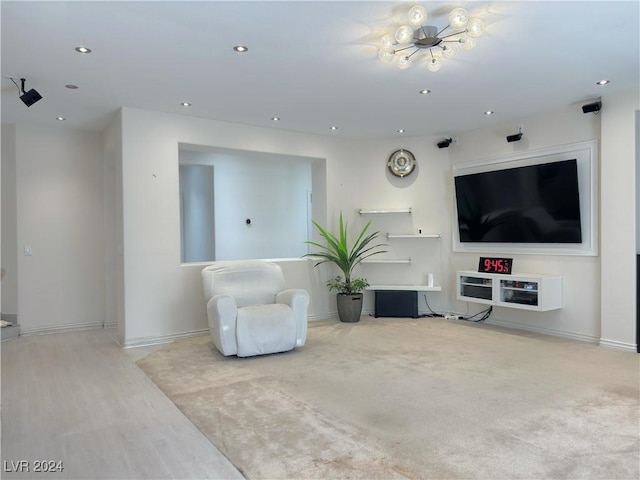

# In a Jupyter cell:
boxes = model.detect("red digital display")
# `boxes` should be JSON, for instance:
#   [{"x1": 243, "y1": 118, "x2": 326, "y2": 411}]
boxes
[{"x1": 478, "y1": 257, "x2": 513, "y2": 274}]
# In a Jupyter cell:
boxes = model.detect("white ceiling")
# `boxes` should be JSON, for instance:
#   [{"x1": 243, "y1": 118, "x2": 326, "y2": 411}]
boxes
[{"x1": 2, "y1": 1, "x2": 638, "y2": 139}]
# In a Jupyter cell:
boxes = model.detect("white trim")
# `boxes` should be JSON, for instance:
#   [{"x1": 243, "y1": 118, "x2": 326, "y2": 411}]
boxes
[
  {"x1": 20, "y1": 321, "x2": 105, "y2": 336},
  {"x1": 308, "y1": 313, "x2": 337, "y2": 322},
  {"x1": 120, "y1": 328, "x2": 209, "y2": 349},
  {"x1": 484, "y1": 318, "x2": 599, "y2": 344},
  {"x1": 599, "y1": 338, "x2": 638, "y2": 353}
]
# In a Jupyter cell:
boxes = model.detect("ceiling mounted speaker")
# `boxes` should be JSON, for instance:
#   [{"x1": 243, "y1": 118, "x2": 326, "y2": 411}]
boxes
[
  {"x1": 582, "y1": 101, "x2": 601, "y2": 114},
  {"x1": 20, "y1": 88, "x2": 42, "y2": 107},
  {"x1": 437, "y1": 138, "x2": 453, "y2": 149}
]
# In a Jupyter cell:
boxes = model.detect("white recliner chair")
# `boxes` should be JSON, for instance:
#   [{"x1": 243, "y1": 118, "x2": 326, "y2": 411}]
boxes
[{"x1": 201, "y1": 260, "x2": 309, "y2": 357}]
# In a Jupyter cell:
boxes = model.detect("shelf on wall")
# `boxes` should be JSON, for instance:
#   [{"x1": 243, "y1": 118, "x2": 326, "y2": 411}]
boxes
[
  {"x1": 359, "y1": 208, "x2": 411, "y2": 215},
  {"x1": 366, "y1": 284, "x2": 441, "y2": 292},
  {"x1": 386, "y1": 233, "x2": 441, "y2": 239},
  {"x1": 361, "y1": 258, "x2": 411, "y2": 264}
]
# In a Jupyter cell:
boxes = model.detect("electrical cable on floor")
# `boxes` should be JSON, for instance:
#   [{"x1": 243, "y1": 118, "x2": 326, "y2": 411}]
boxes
[{"x1": 460, "y1": 306, "x2": 493, "y2": 323}]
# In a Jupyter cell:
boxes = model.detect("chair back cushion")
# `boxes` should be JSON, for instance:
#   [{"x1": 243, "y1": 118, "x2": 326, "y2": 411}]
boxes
[{"x1": 202, "y1": 260, "x2": 285, "y2": 307}]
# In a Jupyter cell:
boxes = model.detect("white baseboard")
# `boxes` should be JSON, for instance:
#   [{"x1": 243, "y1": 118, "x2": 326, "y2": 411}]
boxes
[
  {"x1": 120, "y1": 328, "x2": 209, "y2": 349},
  {"x1": 484, "y1": 318, "x2": 600, "y2": 344},
  {"x1": 20, "y1": 321, "x2": 105, "y2": 337},
  {"x1": 599, "y1": 338, "x2": 638, "y2": 353},
  {"x1": 308, "y1": 312, "x2": 338, "y2": 322}
]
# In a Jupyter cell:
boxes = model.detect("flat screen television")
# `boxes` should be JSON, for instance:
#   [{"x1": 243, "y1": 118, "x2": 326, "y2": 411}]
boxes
[{"x1": 454, "y1": 159, "x2": 582, "y2": 243}]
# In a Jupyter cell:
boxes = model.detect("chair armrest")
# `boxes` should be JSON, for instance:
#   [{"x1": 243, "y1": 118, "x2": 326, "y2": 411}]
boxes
[
  {"x1": 275, "y1": 289, "x2": 309, "y2": 347},
  {"x1": 207, "y1": 294, "x2": 238, "y2": 356}
]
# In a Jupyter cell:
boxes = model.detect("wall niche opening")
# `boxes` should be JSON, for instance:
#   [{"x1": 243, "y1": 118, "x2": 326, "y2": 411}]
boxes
[{"x1": 179, "y1": 144, "x2": 325, "y2": 263}]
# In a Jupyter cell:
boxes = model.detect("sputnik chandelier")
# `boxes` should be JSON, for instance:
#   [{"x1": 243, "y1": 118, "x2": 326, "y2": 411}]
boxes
[{"x1": 378, "y1": 5, "x2": 484, "y2": 71}]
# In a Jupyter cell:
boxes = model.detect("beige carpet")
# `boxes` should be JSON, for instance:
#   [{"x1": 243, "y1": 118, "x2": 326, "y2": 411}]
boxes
[{"x1": 136, "y1": 317, "x2": 639, "y2": 479}]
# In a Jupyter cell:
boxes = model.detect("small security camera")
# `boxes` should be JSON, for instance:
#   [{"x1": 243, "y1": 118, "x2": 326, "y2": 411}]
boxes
[
  {"x1": 582, "y1": 101, "x2": 602, "y2": 114},
  {"x1": 437, "y1": 138, "x2": 453, "y2": 149},
  {"x1": 506, "y1": 132, "x2": 523, "y2": 143}
]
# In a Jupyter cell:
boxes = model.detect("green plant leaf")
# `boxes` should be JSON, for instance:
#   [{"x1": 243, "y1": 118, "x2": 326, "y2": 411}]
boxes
[{"x1": 304, "y1": 211, "x2": 387, "y2": 293}]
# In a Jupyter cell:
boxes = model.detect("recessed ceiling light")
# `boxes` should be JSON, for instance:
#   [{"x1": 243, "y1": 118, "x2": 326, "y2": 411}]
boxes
[
  {"x1": 397, "y1": 129, "x2": 405, "y2": 133},
  {"x1": 271, "y1": 116, "x2": 280, "y2": 121},
  {"x1": 75, "y1": 46, "x2": 91, "y2": 54},
  {"x1": 180, "y1": 102, "x2": 191, "y2": 107},
  {"x1": 419, "y1": 89, "x2": 431, "y2": 95},
  {"x1": 484, "y1": 110, "x2": 494, "y2": 115},
  {"x1": 233, "y1": 45, "x2": 248, "y2": 53},
  {"x1": 329, "y1": 126, "x2": 338, "y2": 131},
  {"x1": 596, "y1": 79, "x2": 610, "y2": 86},
  {"x1": 56, "y1": 116, "x2": 66, "y2": 121},
  {"x1": 65, "y1": 84, "x2": 79, "y2": 89}
]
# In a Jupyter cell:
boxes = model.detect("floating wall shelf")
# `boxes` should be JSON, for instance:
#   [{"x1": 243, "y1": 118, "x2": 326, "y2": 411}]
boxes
[
  {"x1": 359, "y1": 208, "x2": 411, "y2": 214},
  {"x1": 386, "y1": 233, "x2": 441, "y2": 239},
  {"x1": 361, "y1": 258, "x2": 412, "y2": 264}
]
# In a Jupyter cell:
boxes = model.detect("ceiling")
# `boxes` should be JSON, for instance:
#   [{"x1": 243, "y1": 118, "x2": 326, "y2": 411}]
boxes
[{"x1": 2, "y1": 1, "x2": 638, "y2": 140}]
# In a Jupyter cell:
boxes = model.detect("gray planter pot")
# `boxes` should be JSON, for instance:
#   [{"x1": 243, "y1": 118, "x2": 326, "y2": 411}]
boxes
[{"x1": 336, "y1": 293, "x2": 363, "y2": 323}]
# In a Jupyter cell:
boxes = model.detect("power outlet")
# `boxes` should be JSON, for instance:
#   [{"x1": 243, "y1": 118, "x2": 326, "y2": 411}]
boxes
[
  {"x1": 24, "y1": 245, "x2": 32, "y2": 256},
  {"x1": 444, "y1": 314, "x2": 460, "y2": 320}
]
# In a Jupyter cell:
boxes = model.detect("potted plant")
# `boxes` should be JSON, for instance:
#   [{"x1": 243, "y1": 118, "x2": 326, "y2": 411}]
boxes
[{"x1": 305, "y1": 212, "x2": 386, "y2": 322}]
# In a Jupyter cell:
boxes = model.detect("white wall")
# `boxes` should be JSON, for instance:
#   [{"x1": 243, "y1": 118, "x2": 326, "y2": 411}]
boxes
[
  {"x1": 179, "y1": 164, "x2": 215, "y2": 262},
  {"x1": 600, "y1": 87, "x2": 639, "y2": 350},
  {"x1": 117, "y1": 107, "x2": 354, "y2": 346},
  {"x1": 11, "y1": 124, "x2": 106, "y2": 333},
  {"x1": 4, "y1": 92, "x2": 636, "y2": 350},
  {"x1": 103, "y1": 111, "x2": 123, "y2": 336},
  {"x1": 179, "y1": 149, "x2": 312, "y2": 261},
  {"x1": 448, "y1": 99, "x2": 637, "y2": 350},
  {"x1": 1, "y1": 124, "x2": 18, "y2": 319},
  {"x1": 350, "y1": 137, "x2": 453, "y2": 315}
]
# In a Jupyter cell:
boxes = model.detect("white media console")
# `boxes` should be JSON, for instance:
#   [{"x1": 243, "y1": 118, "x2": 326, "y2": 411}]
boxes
[{"x1": 456, "y1": 271, "x2": 562, "y2": 311}]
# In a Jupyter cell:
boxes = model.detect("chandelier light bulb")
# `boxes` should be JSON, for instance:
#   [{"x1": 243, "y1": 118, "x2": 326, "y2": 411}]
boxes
[
  {"x1": 379, "y1": 49, "x2": 396, "y2": 63},
  {"x1": 442, "y1": 44, "x2": 458, "y2": 59},
  {"x1": 427, "y1": 57, "x2": 442, "y2": 72},
  {"x1": 466, "y1": 17, "x2": 484, "y2": 38},
  {"x1": 408, "y1": 5, "x2": 427, "y2": 26},
  {"x1": 397, "y1": 55, "x2": 412, "y2": 69},
  {"x1": 459, "y1": 34, "x2": 477, "y2": 50},
  {"x1": 449, "y1": 8, "x2": 469, "y2": 29},
  {"x1": 395, "y1": 25, "x2": 414, "y2": 44},
  {"x1": 381, "y1": 34, "x2": 395, "y2": 52}
]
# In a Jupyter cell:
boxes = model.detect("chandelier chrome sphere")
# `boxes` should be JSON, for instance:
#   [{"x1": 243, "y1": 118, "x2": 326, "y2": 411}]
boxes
[{"x1": 379, "y1": 5, "x2": 484, "y2": 71}]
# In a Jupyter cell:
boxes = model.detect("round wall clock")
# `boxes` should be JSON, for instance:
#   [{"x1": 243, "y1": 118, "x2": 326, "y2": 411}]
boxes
[{"x1": 387, "y1": 149, "x2": 416, "y2": 177}]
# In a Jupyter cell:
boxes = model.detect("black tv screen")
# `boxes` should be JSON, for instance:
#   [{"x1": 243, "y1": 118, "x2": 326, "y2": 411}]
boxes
[{"x1": 454, "y1": 159, "x2": 582, "y2": 243}]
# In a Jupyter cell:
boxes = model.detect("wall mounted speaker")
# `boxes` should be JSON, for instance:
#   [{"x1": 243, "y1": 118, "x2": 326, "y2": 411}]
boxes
[{"x1": 582, "y1": 101, "x2": 601, "y2": 114}]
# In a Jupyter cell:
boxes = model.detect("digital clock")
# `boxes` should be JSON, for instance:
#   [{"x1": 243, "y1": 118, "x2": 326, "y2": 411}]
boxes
[{"x1": 478, "y1": 256, "x2": 513, "y2": 275}]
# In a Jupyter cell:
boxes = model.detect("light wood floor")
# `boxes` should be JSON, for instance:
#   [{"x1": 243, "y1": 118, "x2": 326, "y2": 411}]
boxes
[{"x1": 1, "y1": 329, "x2": 244, "y2": 479}]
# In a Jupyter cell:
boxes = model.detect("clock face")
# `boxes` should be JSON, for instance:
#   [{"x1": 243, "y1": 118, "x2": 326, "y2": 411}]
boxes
[
  {"x1": 478, "y1": 257, "x2": 513, "y2": 274},
  {"x1": 387, "y1": 149, "x2": 416, "y2": 177}
]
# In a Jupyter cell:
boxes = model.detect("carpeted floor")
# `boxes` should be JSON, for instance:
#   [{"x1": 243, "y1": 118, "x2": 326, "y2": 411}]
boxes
[{"x1": 136, "y1": 317, "x2": 639, "y2": 479}]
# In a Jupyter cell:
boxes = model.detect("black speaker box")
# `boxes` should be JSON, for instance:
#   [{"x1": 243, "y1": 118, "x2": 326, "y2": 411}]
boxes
[
  {"x1": 374, "y1": 290, "x2": 418, "y2": 318},
  {"x1": 20, "y1": 89, "x2": 42, "y2": 107},
  {"x1": 582, "y1": 101, "x2": 601, "y2": 114}
]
